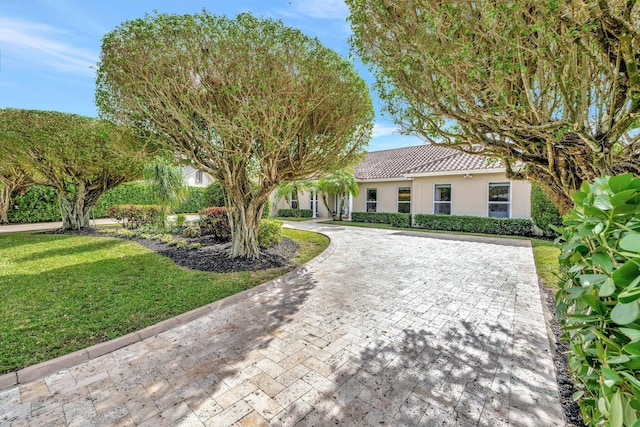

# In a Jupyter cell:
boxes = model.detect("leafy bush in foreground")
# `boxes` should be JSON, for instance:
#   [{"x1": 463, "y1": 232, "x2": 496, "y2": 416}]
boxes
[
  {"x1": 198, "y1": 207, "x2": 231, "y2": 242},
  {"x1": 555, "y1": 173, "x2": 640, "y2": 426},
  {"x1": 258, "y1": 219, "x2": 282, "y2": 249},
  {"x1": 108, "y1": 204, "x2": 162, "y2": 229}
]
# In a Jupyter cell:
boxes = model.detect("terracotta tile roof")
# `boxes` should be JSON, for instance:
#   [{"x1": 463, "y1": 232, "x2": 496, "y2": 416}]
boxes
[{"x1": 354, "y1": 144, "x2": 503, "y2": 180}]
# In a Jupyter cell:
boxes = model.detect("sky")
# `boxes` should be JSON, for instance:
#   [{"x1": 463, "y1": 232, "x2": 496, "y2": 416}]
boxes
[{"x1": 0, "y1": 0, "x2": 425, "y2": 152}]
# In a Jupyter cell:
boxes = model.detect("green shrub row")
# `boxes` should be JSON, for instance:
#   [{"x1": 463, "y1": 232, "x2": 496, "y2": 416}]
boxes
[
  {"x1": 7, "y1": 183, "x2": 208, "y2": 223},
  {"x1": 350, "y1": 212, "x2": 411, "y2": 226},
  {"x1": 350, "y1": 211, "x2": 532, "y2": 236},
  {"x1": 531, "y1": 182, "x2": 563, "y2": 237},
  {"x1": 413, "y1": 213, "x2": 533, "y2": 236},
  {"x1": 556, "y1": 173, "x2": 640, "y2": 426},
  {"x1": 108, "y1": 204, "x2": 163, "y2": 229},
  {"x1": 277, "y1": 208, "x2": 313, "y2": 218}
]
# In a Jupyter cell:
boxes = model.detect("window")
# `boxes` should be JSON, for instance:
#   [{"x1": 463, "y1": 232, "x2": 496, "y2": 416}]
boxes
[
  {"x1": 397, "y1": 187, "x2": 411, "y2": 213},
  {"x1": 488, "y1": 182, "x2": 510, "y2": 218},
  {"x1": 434, "y1": 184, "x2": 451, "y2": 215},
  {"x1": 195, "y1": 170, "x2": 203, "y2": 184},
  {"x1": 366, "y1": 188, "x2": 377, "y2": 212},
  {"x1": 290, "y1": 192, "x2": 298, "y2": 210}
]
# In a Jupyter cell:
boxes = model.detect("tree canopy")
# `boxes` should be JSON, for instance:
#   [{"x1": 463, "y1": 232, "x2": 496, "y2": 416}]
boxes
[
  {"x1": 97, "y1": 11, "x2": 373, "y2": 257},
  {"x1": 0, "y1": 109, "x2": 153, "y2": 229},
  {"x1": 347, "y1": 0, "x2": 640, "y2": 212}
]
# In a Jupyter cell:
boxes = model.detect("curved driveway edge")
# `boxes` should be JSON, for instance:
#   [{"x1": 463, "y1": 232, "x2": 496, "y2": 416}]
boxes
[
  {"x1": 1, "y1": 222, "x2": 563, "y2": 427},
  {"x1": 0, "y1": 229, "x2": 336, "y2": 391}
]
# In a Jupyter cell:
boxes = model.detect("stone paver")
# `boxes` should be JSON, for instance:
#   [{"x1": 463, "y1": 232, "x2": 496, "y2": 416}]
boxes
[{"x1": 0, "y1": 222, "x2": 562, "y2": 426}]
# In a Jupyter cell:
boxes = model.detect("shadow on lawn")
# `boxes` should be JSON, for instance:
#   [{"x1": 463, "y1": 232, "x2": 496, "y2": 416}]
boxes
[{"x1": 15, "y1": 237, "x2": 126, "y2": 262}]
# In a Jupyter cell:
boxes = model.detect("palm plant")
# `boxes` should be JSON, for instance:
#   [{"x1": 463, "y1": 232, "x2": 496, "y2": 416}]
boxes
[
  {"x1": 144, "y1": 160, "x2": 188, "y2": 228},
  {"x1": 274, "y1": 180, "x2": 312, "y2": 214},
  {"x1": 315, "y1": 169, "x2": 358, "y2": 220}
]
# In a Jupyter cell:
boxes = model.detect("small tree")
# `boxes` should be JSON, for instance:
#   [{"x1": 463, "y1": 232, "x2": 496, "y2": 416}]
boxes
[
  {"x1": 315, "y1": 169, "x2": 359, "y2": 220},
  {"x1": 274, "y1": 180, "x2": 312, "y2": 212},
  {"x1": 97, "y1": 12, "x2": 373, "y2": 258},
  {"x1": 143, "y1": 159, "x2": 188, "y2": 228},
  {"x1": 0, "y1": 109, "x2": 154, "y2": 230}
]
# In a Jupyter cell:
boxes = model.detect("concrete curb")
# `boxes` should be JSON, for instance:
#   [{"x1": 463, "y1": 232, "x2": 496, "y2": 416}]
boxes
[{"x1": 0, "y1": 230, "x2": 336, "y2": 391}]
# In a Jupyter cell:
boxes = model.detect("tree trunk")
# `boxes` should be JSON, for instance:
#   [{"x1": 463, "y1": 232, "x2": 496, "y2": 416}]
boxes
[
  {"x1": 321, "y1": 193, "x2": 335, "y2": 220},
  {"x1": 0, "y1": 184, "x2": 12, "y2": 224},
  {"x1": 56, "y1": 183, "x2": 105, "y2": 230},
  {"x1": 228, "y1": 202, "x2": 263, "y2": 259}
]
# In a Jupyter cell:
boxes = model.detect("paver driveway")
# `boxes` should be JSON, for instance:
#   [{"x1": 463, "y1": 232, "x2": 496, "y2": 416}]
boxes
[{"x1": 0, "y1": 222, "x2": 562, "y2": 426}]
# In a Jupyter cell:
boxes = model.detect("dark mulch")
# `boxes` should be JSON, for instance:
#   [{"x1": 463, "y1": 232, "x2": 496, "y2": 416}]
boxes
[
  {"x1": 45, "y1": 227, "x2": 299, "y2": 273},
  {"x1": 539, "y1": 281, "x2": 586, "y2": 427}
]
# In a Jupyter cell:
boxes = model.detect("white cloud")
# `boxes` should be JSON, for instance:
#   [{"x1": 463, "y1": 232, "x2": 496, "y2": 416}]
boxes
[
  {"x1": 0, "y1": 17, "x2": 97, "y2": 77},
  {"x1": 371, "y1": 123, "x2": 400, "y2": 138},
  {"x1": 290, "y1": 0, "x2": 349, "y2": 20}
]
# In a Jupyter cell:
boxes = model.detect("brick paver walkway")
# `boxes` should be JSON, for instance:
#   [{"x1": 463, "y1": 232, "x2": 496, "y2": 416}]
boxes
[{"x1": 0, "y1": 222, "x2": 562, "y2": 426}]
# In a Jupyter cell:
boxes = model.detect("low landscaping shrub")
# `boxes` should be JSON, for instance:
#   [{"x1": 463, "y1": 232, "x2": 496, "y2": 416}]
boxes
[
  {"x1": 350, "y1": 212, "x2": 392, "y2": 224},
  {"x1": 204, "y1": 181, "x2": 226, "y2": 207},
  {"x1": 108, "y1": 204, "x2": 163, "y2": 229},
  {"x1": 531, "y1": 182, "x2": 563, "y2": 237},
  {"x1": 258, "y1": 219, "x2": 283, "y2": 249},
  {"x1": 555, "y1": 173, "x2": 640, "y2": 426},
  {"x1": 412, "y1": 213, "x2": 533, "y2": 236},
  {"x1": 277, "y1": 208, "x2": 312, "y2": 218},
  {"x1": 198, "y1": 207, "x2": 231, "y2": 242},
  {"x1": 389, "y1": 213, "x2": 411, "y2": 228},
  {"x1": 8, "y1": 186, "x2": 60, "y2": 223}
]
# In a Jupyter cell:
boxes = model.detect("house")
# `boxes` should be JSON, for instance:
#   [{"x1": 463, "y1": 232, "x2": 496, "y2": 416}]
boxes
[
  {"x1": 182, "y1": 166, "x2": 215, "y2": 188},
  {"x1": 274, "y1": 144, "x2": 531, "y2": 220}
]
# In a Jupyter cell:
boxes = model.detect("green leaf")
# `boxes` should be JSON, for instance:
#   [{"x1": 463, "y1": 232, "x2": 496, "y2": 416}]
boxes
[
  {"x1": 593, "y1": 252, "x2": 614, "y2": 274},
  {"x1": 611, "y1": 189, "x2": 637, "y2": 206},
  {"x1": 608, "y1": 355, "x2": 631, "y2": 364},
  {"x1": 579, "y1": 274, "x2": 608, "y2": 287},
  {"x1": 620, "y1": 371, "x2": 640, "y2": 394},
  {"x1": 572, "y1": 191, "x2": 588, "y2": 204},
  {"x1": 609, "y1": 173, "x2": 634, "y2": 193},
  {"x1": 600, "y1": 278, "x2": 616, "y2": 297},
  {"x1": 612, "y1": 260, "x2": 640, "y2": 286},
  {"x1": 619, "y1": 287, "x2": 640, "y2": 304},
  {"x1": 620, "y1": 327, "x2": 640, "y2": 342},
  {"x1": 623, "y1": 341, "x2": 640, "y2": 356},
  {"x1": 572, "y1": 390, "x2": 584, "y2": 401},
  {"x1": 619, "y1": 234, "x2": 640, "y2": 253},
  {"x1": 611, "y1": 301, "x2": 640, "y2": 325},
  {"x1": 594, "y1": 194, "x2": 613, "y2": 210},
  {"x1": 610, "y1": 390, "x2": 624, "y2": 427}
]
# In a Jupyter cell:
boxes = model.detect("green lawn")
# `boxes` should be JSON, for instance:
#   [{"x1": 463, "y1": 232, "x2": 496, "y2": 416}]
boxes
[{"x1": 0, "y1": 228, "x2": 328, "y2": 374}]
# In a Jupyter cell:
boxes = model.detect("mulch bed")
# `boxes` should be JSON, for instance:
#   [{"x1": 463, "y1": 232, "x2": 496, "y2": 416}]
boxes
[{"x1": 47, "y1": 227, "x2": 299, "y2": 273}]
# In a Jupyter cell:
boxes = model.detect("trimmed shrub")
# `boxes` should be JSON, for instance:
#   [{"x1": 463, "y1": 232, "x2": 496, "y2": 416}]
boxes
[
  {"x1": 198, "y1": 207, "x2": 231, "y2": 242},
  {"x1": 204, "y1": 181, "x2": 225, "y2": 207},
  {"x1": 556, "y1": 173, "x2": 640, "y2": 426},
  {"x1": 277, "y1": 208, "x2": 313, "y2": 218},
  {"x1": 531, "y1": 182, "x2": 563, "y2": 237},
  {"x1": 262, "y1": 200, "x2": 272, "y2": 218},
  {"x1": 8, "y1": 186, "x2": 60, "y2": 223},
  {"x1": 93, "y1": 183, "x2": 154, "y2": 216},
  {"x1": 175, "y1": 187, "x2": 205, "y2": 213},
  {"x1": 389, "y1": 213, "x2": 411, "y2": 228},
  {"x1": 412, "y1": 213, "x2": 533, "y2": 236},
  {"x1": 107, "y1": 204, "x2": 163, "y2": 229},
  {"x1": 351, "y1": 212, "x2": 392, "y2": 224},
  {"x1": 258, "y1": 219, "x2": 283, "y2": 249}
]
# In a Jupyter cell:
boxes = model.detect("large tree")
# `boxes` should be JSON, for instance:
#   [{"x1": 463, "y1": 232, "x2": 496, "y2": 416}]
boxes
[
  {"x1": 0, "y1": 164, "x2": 33, "y2": 224},
  {"x1": 347, "y1": 0, "x2": 640, "y2": 212},
  {"x1": 0, "y1": 109, "x2": 153, "y2": 230},
  {"x1": 96, "y1": 12, "x2": 373, "y2": 258}
]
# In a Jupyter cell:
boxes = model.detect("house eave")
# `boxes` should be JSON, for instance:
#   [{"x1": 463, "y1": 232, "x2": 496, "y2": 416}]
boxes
[{"x1": 355, "y1": 177, "x2": 414, "y2": 183}]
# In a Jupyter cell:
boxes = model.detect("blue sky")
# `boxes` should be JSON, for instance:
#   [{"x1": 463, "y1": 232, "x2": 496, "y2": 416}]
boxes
[{"x1": 0, "y1": 0, "x2": 424, "y2": 152}]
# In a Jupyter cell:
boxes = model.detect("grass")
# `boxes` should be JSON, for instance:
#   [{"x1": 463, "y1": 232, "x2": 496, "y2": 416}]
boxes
[
  {"x1": 531, "y1": 239, "x2": 561, "y2": 288},
  {"x1": 0, "y1": 228, "x2": 328, "y2": 374},
  {"x1": 272, "y1": 216, "x2": 313, "y2": 222}
]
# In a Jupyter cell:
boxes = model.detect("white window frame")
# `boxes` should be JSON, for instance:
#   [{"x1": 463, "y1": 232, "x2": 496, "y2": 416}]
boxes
[
  {"x1": 397, "y1": 186, "x2": 411, "y2": 214},
  {"x1": 365, "y1": 188, "x2": 377, "y2": 213},
  {"x1": 433, "y1": 184, "x2": 452, "y2": 215},
  {"x1": 487, "y1": 182, "x2": 511, "y2": 218}
]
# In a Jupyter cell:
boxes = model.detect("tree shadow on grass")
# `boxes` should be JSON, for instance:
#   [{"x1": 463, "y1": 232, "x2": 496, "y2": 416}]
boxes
[{"x1": 15, "y1": 238, "x2": 127, "y2": 262}]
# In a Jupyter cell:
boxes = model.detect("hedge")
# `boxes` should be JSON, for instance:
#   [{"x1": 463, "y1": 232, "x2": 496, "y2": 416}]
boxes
[
  {"x1": 556, "y1": 173, "x2": 640, "y2": 426},
  {"x1": 413, "y1": 213, "x2": 532, "y2": 236},
  {"x1": 277, "y1": 208, "x2": 313, "y2": 218},
  {"x1": 7, "y1": 183, "x2": 207, "y2": 223},
  {"x1": 531, "y1": 182, "x2": 563, "y2": 237},
  {"x1": 350, "y1": 211, "x2": 533, "y2": 236}
]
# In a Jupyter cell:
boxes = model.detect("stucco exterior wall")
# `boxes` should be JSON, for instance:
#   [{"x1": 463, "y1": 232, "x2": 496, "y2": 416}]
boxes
[
  {"x1": 272, "y1": 191, "x2": 334, "y2": 218},
  {"x1": 355, "y1": 173, "x2": 531, "y2": 219}
]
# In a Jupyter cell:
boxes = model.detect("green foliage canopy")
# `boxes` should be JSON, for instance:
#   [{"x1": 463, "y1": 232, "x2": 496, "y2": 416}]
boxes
[
  {"x1": 0, "y1": 109, "x2": 153, "y2": 229},
  {"x1": 97, "y1": 11, "x2": 373, "y2": 257},
  {"x1": 347, "y1": 0, "x2": 640, "y2": 213}
]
